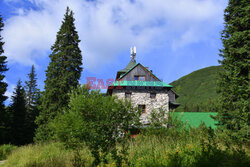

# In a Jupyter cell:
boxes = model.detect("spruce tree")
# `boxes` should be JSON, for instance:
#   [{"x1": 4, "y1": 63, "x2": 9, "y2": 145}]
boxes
[
  {"x1": 217, "y1": 0, "x2": 249, "y2": 141},
  {"x1": 0, "y1": 14, "x2": 8, "y2": 144},
  {"x1": 10, "y1": 80, "x2": 27, "y2": 145},
  {"x1": 35, "y1": 7, "x2": 82, "y2": 141},
  {"x1": 25, "y1": 65, "x2": 38, "y2": 108},
  {"x1": 24, "y1": 65, "x2": 40, "y2": 143}
]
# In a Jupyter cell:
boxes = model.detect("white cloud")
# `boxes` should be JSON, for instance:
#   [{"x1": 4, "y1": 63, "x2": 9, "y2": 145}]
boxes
[
  {"x1": 3, "y1": 79, "x2": 15, "y2": 102},
  {"x1": 2, "y1": 0, "x2": 226, "y2": 70}
]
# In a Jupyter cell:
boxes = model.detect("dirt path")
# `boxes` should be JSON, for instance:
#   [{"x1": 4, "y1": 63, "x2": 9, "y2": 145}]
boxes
[{"x1": 0, "y1": 161, "x2": 5, "y2": 165}]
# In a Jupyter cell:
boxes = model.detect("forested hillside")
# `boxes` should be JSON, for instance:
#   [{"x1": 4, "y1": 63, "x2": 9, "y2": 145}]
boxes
[{"x1": 170, "y1": 66, "x2": 223, "y2": 112}]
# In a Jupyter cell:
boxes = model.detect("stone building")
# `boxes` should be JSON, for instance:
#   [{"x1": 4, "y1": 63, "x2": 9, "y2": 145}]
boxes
[{"x1": 107, "y1": 47, "x2": 179, "y2": 124}]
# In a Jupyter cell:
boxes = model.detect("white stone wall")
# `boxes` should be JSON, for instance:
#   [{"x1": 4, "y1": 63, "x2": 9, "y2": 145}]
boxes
[{"x1": 112, "y1": 88, "x2": 169, "y2": 124}]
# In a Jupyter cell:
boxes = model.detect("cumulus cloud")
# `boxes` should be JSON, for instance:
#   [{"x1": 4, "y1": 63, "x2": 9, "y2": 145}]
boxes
[
  {"x1": 3, "y1": 78, "x2": 15, "y2": 102},
  {"x1": 2, "y1": 0, "x2": 226, "y2": 70}
]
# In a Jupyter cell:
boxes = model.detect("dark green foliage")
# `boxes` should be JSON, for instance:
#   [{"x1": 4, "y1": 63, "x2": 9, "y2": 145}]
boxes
[
  {"x1": 147, "y1": 108, "x2": 170, "y2": 128},
  {"x1": 9, "y1": 80, "x2": 27, "y2": 145},
  {"x1": 0, "y1": 107, "x2": 12, "y2": 144},
  {"x1": 181, "y1": 99, "x2": 220, "y2": 113},
  {"x1": 25, "y1": 65, "x2": 39, "y2": 110},
  {"x1": 131, "y1": 115, "x2": 249, "y2": 167},
  {"x1": 216, "y1": 0, "x2": 250, "y2": 141},
  {"x1": 35, "y1": 7, "x2": 82, "y2": 141},
  {"x1": 53, "y1": 85, "x2": 140, "y2": 166},
  {"x1": 24, "y1": 65, "x2": 40, "y2": 143},
  {"x1": 170, "y1": 66, "x2": 222, "y2": 112},
  {"x1": 0, "y1": 144, "x2": 17, "y2": 160},
  {"x1": 142, "y1": 109, "x2": 186, "y2": 137},
  {"x1": 0, "y1": 14, "x2": 8, "y2": 144},
  {"x1": 165, "y1": 129, "x2": 249, "y2": 167}
]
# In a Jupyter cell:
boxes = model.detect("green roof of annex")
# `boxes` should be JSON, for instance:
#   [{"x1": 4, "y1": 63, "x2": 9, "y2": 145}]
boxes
[
  {"x1": 172, "y1": 112, "x2": 218, "y2": 129},
  {"x1": 110, "y1": 80, "x2": 173, "y2": 87}
]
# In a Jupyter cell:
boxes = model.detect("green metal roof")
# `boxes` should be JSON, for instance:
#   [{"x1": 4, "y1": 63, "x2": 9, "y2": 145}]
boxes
[
  {"x1": 118, "y1": 63, "x2": 161, "y2": 81},
  {"x1": 171, "y1": 112, "x2": 218, "y2": 129},
  {"x1": 169, "y1": 101, "x2": 181, "y2": 106},
  {"x1": 110, "y1": 81, "x2": 173, "y2": 87},
  {"x1": 118, "y1": 62, "x2": 138, "y2": 79},
  {"x1": 118, "y1": 60, "x2": 136, "y2": 73}
]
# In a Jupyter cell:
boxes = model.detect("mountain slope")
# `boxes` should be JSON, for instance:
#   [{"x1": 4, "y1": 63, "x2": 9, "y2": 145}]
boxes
[{"x1": 170, "y1": 66, "x2": 223, "y2": 112}]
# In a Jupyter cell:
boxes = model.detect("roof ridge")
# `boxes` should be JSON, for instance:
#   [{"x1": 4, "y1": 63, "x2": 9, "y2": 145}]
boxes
[{"x1": 118, "y1": 59, "x2": 136, "y2": 73}]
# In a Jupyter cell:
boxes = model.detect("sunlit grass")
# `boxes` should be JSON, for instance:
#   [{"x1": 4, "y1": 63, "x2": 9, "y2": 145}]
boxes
[
  {"x1": 0, "y1": 144, "x2": 17, "y2": 160},
  {"x1": 3, "y1": 143, "x2": 74, "y2": 167},
  {"x1": 2, "y1": 128, "x2": 249, "y2": 167}
]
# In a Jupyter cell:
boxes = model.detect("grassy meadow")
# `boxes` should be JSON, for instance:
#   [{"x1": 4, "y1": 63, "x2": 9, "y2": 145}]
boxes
[{"x1": 2, "y1": 125, "x2": 249, "y2": 167}]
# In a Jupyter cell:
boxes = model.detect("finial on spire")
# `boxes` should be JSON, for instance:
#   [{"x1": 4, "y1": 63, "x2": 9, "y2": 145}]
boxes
[{"x1": 130, "y1": 46, "x2": 136, "y2": 62}]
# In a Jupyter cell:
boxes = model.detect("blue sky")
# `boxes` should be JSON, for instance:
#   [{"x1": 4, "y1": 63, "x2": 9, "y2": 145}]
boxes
[{"x1": 0, "y1": 0, "x2": 228, "y2": 104}]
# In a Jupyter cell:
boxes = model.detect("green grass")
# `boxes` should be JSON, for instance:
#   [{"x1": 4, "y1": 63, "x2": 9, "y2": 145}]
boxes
[
  {"x1": 2, "y1": 143, "x2": 75, "y2": 167},
  {"x1": 0, "y1": 144, "x2": 17, "y2": 160},
  {"x1": 172, "y1": 112, "x2": 218, "y2": 129},
  {"x1": 170, "y1": 66, "x2": 222, "y2": 111},
  {"x1": 129, "y1": 134, "x2": 249, "y2": 167},
  {"x1": 2, "y1": 142, "x2": 94, "y2": 167},
  {"x1": 3, "y1": 128, "x2": 249, "y2": 167}
]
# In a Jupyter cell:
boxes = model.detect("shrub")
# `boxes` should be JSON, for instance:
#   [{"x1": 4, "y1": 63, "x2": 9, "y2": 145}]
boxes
[
  {"x1": 142, "y1": 109, "x2": 188, "y2": 138},
  {"x1": 53, "y1": 85, "x2": 140, "y2": 166},
  {"x1": 0, "y1": 144, "x2": 17, "y2": 160}
]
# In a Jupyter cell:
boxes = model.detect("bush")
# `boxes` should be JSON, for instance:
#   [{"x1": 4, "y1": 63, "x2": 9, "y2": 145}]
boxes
[
  {"x1": 141, "y1": 109, "x2": 188, "y2": 138},
  {"x1": 0, "y1": 144, "x2": 17, "y2": 160},
  {"x1": 53, "y1": 85, "x2": 140, "y2": 166}
]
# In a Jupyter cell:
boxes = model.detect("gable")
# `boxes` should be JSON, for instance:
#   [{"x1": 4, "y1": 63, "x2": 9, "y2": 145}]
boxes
[{"x1": 119, "y1": 64, "x2": 161, "y2": 81}]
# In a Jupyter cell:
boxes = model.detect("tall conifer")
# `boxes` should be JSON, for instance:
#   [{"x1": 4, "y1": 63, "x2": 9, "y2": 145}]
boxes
[
  {"x1": 36, "y1": 7, "x2": 82, "y2": 141},
  {"x1": 217, "y1": 0, "x2": 249, "y2": 140},
  {"x1": 10, "y1": 80, "x2": 27, "y2": 145},
  {"x1": 25, "y1": 65, "x2": 40, "y2": 143},
  {"x1": 0, "y1": 14, "x2": 8, "y2": 144},
  {"x1": 25, "y1": 65, "x2": 38, "y2": 108}
]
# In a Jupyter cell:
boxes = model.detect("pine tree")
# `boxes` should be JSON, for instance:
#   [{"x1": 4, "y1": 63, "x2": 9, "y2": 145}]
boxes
[
  {"x1": 217, "y1": 0, "x2": 249, "y2": 141},
  {"x1": 24, "y1": 65, "x2": 40, "y2": 143},
  {"x1": 25, "y1": 65, "x2": 38, "y2": 108},
  {"x1": 35, "y1": 7, "x2": 82, "y2": 141},
  {"x1": 0, "y1": 14, "x2": 8, "y2": 144},
  {"x1": 10, "y1": 80, "x2": 27, "y2": 145}
]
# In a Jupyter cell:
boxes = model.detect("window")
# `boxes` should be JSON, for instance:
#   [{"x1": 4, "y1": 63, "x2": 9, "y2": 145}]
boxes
[
  {"x1": 150, "y1": 93, "x2": 156, "y2": 99},
  {"x1": 125, "y1": 92, "x2": 131, "y2": 99},
  {"x1": 134, "y1": 75, "x2": 145, "y2": 81},
  {"x1": 138, "y1": 105, "x2": 146, "y2": 114},
  {"x1": 139, "y1": 76, "x2": 145, "y2": 81}
]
